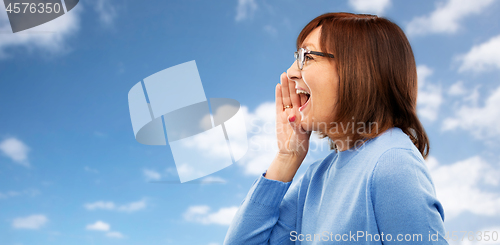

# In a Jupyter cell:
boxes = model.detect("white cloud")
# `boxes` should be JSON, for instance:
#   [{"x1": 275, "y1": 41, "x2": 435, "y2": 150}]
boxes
[
  {"x1": 238, "y1": 103, "x2": 279, "y2": 175},
  {"x1": 93, "y1": 131, "x2": 107, "y2": 138},
  {"x1": 165, "y1": 167, "x2": 177, "y2": 176},
  {"x1": 458, "y1": 34, "x2": 500, "y2": 72},
  {"x1": 417, "y1": 65, "x2": 443, "y2": 122},
  {"x1": 117, "y1": 199, "x2": 146, "y2": 212},
  {"x1": 348, "y1": 0, "x2": 391, "y2": 15},
  {"x1": 86, "y1": 221, "x2": 124, "y2": 238},
  {"x1": 464, "y1": 86, "x2": 481, "y2": 105},
  {"x1": 143, "y1": 168, "x2": 179, "y2": 181},
  {"x1": 427, "y1": 156, "x2": 500, "y2": 220},
  {"x1": 0, "y1": 2, "x2": 82, "y2": 58},
  {"x1": 235, "y1": 0, "x2": 257, "y2": 22},
  {"x1": 86, "y1": 221, "x2": 110, "y2": 231},
  {"x1": 84, "y1": 199, "x2": 146, "y2": 212},
  {"x1": 0, "y1": 189, "x2": 40, "y2": 199},
  {"x1": 200, "y1": 176, "x2": 227, "y2": 184},
  {"x1": 143, "y1": 169, "x2": 161, "y2": 181},
  {"x1": 442, "y1": 85, "x2": 500, "y2": 139},
  {"x1": 169, "y1": 104, "x2": 249, "y2": 181},
  {"x1": 106, "y1": 231, "x2": 124, "y2": 238},
  {"x1": 84, "y1": 166, "x2": 99, "y2": 174},
  {"x1": 406, "y1": 0, "x2": 495, "y2": 36},
  {"x1": 184, "y1": 205, "x2": 238, "y2": 226},
  {"x1": 0, "y1": 137, "x2": 30, "y2": 167},
  {"x1": 0, "y1": 191, "x2": 16, "y2": 199},
  {"x1": 12, "y1": 214, "x2": 48, "y2": 229},
  {"x1": 84, "y1": 201, "x2": 115, "y2": 210},
  {"x1": 448, "y1": 81, "x2": 467, "y2": 96},
  {"x1": 263, "y1": 25, "x2": 277, "y2": 36},
  {"x1": 176, "y1": 163, "x2": 200, "y2": 179},
  {"x1": 94, "y1": 0, "x2": 117, "y2": 26},
  {"x1": 181, "y1": 124, "x2": 235, "y2": 160}
]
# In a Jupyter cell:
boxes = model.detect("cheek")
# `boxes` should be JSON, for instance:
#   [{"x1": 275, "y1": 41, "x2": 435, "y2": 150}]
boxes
[
  {"x1": 316, "y1": 87, "x2": 338, "y2": 121},
  {"x1": 317, "y1": 87, "x2": 337, "y2": 108}
]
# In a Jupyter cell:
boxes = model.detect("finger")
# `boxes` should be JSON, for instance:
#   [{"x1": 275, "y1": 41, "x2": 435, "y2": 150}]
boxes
[
  {"x1": 288, "y1": 77, "x2": 300, "y2": 111},
  {"x1": 280, "y1": 72, "x2": 292, "y2": 109},
  {"x1": 275, "y1": 82, "x2": 283, "y2": 116},
  {"x1": 288, "y1": 114, "x2": 307, "y2": 138}
]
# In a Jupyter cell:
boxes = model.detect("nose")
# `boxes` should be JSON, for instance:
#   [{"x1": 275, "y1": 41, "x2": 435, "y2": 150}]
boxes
[{"x1": 287, "y1": 60, "x2": 302, "y2": 81}]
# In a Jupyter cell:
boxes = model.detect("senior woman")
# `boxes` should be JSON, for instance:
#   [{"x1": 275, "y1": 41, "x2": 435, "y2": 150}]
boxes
[{"x1": 224, "y1": 13, "x2": 448, "y2": 244}]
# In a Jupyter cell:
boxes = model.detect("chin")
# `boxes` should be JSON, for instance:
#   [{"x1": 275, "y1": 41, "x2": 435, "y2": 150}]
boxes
[{"x1": 299, "y1": 119, "x2": 315, "y2": 132}]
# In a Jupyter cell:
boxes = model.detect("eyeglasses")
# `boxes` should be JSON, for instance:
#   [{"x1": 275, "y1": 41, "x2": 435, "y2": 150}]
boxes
[{"x1": 294, "y1": 48, "x2": 335, "y2": 70}]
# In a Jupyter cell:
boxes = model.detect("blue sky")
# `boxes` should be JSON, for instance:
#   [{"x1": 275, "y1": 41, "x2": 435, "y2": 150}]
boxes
[{"x1": 1, "y1": 0, "x2": 500, "y2": 244}]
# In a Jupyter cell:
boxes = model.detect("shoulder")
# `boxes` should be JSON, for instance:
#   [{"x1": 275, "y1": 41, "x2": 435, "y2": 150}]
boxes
[
  {"x1": 372, "y1": 148, "x2": 426, "y2": 182},
  {"x1": 362, "y1": 127, "x2": 432, "y2": 190},
  {"x1": 355, "y1": 127, "x2": 422, "y2": 167},
  {"x1": 364, "y1": 127, "x2": 417, "y2": 155},
  {"x1": 367, "y1": 143, "x2": 444, "y2": 224},
  {"x1": 369, "y1": 146, "x2": 436, "y2": 204},
  {"x1": 369, "y1": 127, "x2": 427, "y2": 175}
]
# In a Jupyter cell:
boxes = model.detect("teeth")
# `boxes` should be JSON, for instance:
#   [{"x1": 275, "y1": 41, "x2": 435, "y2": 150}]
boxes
[{"x1": 296, "y1": 89, "x2": 310, "y2": 95}]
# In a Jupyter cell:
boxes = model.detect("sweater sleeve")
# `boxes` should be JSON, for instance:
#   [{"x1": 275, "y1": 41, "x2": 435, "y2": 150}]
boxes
[
  {"x1": 371, "y1": 148, "x2": 449, "y2": 244},
  {"x1": 224, "y1": 170, "x2": 303, "y2": 245}
]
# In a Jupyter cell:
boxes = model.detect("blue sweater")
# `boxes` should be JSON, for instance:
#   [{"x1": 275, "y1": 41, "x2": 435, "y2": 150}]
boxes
[{"x1": 224, "y1": 127, "x2": 448, "y2": 244}]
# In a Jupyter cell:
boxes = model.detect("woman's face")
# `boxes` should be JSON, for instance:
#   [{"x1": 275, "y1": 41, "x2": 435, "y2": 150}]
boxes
[{"x1": 286, "y1": 26, "x2": 340, "y2": 134}]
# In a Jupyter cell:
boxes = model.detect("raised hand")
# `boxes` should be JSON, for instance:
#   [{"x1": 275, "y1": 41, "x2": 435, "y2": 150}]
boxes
[
  {"x1": 275, "y1": 72, "x2": 312, "y2": 157},
  {"x1": 265, "y1": 72, "x2": 312, "y2": 182}
]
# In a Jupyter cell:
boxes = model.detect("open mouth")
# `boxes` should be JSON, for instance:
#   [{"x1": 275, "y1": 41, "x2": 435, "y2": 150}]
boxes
[{"x1": 296, "y1": 88, "x2": 310, "y2": 111}]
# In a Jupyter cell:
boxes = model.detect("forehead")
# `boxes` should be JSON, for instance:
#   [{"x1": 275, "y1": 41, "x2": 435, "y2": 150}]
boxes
[{"x1": 300, "y1": 26, "x2": 322, "y2": 50}]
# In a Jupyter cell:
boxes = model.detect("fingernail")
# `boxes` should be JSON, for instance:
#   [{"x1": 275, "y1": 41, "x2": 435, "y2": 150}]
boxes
[{"x1": 289, "y1": 115, "x2": 296, "y2": 122}]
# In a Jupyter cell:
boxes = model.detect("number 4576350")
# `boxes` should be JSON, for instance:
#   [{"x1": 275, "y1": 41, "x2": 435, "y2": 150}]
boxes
[{"x1": 5, "y1": 2, "x2": 62, "y2": 14}]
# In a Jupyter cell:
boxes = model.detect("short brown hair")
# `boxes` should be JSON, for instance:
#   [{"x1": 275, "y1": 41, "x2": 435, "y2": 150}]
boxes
[{"x1": 297, "y1": 12, "x2": 429, "y2": 158}]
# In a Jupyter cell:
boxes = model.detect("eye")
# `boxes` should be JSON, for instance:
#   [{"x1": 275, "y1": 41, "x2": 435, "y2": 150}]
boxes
[{"x1": 305, "y1": 54, "x2": 314, "y2": 61}]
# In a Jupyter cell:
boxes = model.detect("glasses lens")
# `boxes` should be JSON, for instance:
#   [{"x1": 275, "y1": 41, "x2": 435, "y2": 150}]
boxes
[
  {"x1": 299, "y1": 48, "x2": 305, "y2": 70},
  {"x1": 294, "y1": 51, "x2": 300, "y2": 70}
]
